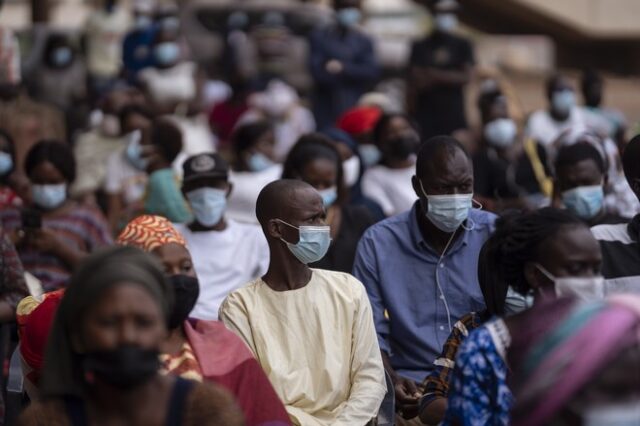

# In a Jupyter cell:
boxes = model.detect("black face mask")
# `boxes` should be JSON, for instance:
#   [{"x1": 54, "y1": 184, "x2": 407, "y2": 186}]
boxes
[
  {"x1": 82, "y1": 345, "x2": 159, "y2": 389},
  {"x1": 385, "y1": 134, "x2": 420, "y2": 160},
  {"x1": 168, "y1": 274, "x2": 200, "y2": 329}
]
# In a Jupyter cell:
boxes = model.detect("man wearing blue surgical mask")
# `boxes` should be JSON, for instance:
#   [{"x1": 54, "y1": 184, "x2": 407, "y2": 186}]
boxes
[
  {"x1": 308, "y1": 0, "x2": 380, "y2": 129},
  {"x1": 353, "y1": 136, "x2": 496, "y2": 425},
  {"x1": 526, "y1": 74, "x2": 588, "y2": 150},
  {"x1": 173, "y1": 153, "x2": 269, "y2": 321},
  {"x1": 555, "y1": 142, "x2": 624, "y2": 227},
  {"x1": 408, "y1": 0, "x2": 474, "y2": 139},
  {"x1": 220, "y1": 179, "x2": 386, "y2": 425}
]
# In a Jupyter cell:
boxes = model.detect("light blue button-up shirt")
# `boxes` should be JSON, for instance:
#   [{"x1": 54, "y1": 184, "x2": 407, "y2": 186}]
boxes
[{"x1": 353, "y1": 203, "x2": 496, "y2": 382}]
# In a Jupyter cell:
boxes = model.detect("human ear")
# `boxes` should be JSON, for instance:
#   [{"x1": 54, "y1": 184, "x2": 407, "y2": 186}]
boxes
[
  {"x1": 523, "y1": 262, "x2": 541, "y2": 293},
  {"x1": 267, "y1": 219, "x2": 283, "y2": 240}
]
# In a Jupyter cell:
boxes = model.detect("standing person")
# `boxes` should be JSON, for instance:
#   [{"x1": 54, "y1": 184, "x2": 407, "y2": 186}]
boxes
[
  {"x1": 473, "y1": 85, "x2": 552, "y2": 212},
  {"x1": 220, "y1": 179, "x2": 387, "y2": 425},
  {"x1": 592, "y1": 134, "x2": 640, "y2": 293},
  {"x1": 525, "y1": 74, "x2": 586, "y2": 149},
  {"x1": 554, "y1": 142, "x2": 625, "y2": 226},
  {"x1": 309, "y1": 0, "x2": 380, "y2": 129},
  {"x1": 227, "y1": 121, "x2": 282, "y2": 224},
  {"x1": 0, "y1": 141, "x2": 112, "y2": 292},
  {"x1": 84, "y1": 0, "x2": 131, "y2": 99},
  {"x1": 122, "y1": 0, "x2": 156, "y2": 83},
  {"x1": 361, "y1": 113, "x2": 421, "y2": 217},
  {"x1": 115, "y1": 215, "x2": 291, "y2": 426},
  {"x1": 16, "y1": 246, "x2": 244, "y2": 426},
  {"x1": 407, "y1": 0, "x2": 474, "y2": 139},
  {"x1": 353, "y1": 136, "x2": 495, "y2": 425},
  {"x1": 282, "y1": 134, "x2": 374, "y2": 273},
  {"x1": 433, "y1": 209, "x2": 604, "y2": 425},
  {"x1": 173, "y1": 153, "x2": 269, "y2": 320}
]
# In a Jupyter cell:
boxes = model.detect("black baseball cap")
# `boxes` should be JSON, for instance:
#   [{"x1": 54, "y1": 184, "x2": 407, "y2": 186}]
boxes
[{"x1": 182, "y1": 153, "x2": 229, "y2": 183}]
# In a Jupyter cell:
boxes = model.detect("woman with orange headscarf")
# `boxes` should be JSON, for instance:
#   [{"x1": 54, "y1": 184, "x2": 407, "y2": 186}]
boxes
[{"x1": 116, "y1": 215, "x2": 291, "y2": 426}]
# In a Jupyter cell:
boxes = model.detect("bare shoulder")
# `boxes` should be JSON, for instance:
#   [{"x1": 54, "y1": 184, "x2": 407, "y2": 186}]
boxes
[{"x1": 184, "y1": 381, "x2": 245, "y2": 426}]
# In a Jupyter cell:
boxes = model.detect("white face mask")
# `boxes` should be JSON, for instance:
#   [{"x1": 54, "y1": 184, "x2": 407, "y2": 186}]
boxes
[
  {"x1": 582, "y1": 400, "x2": 640, "y2": 426},
  {"x1": 536, "y1": 264, "x2": 606, "y2": 301},
  {"x1": 484, "y1": 118, "x2": 517, "y2": 148},
  {"x1": 342, "y1": 155, "x2": 361, "y2": 187},
  {"x1": 504, "y1": 286, "x2": 534, "y2": 316}
]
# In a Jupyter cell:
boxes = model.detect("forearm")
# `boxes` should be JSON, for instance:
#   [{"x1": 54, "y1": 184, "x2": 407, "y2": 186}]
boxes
[
  {"x1": 53, "y1": 244, "x2": 87, "y2": 268},
  {"x1": 420, "y1": 397, "x2": 447, "y2": 425},
  {"x1": 381, "y1": 350, "x2": 399, "y2": 380},
  {"x1": 0, "y1": 301, "x2": 15, "y2": 323}
]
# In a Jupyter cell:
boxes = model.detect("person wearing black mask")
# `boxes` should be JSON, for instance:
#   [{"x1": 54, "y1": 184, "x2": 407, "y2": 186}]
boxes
[
  {"x1": 116, "y1": 215, "x2": 291, "y2": 426},
  {"x1": 17, "y1": 246, "x2": 244, "y2": 425},
  {"x1": 408, "y1": 0, "x2": 474, "y2": 139},
  {"x1": 361, "y1": 113, "x2": 421, "y2": 216}
]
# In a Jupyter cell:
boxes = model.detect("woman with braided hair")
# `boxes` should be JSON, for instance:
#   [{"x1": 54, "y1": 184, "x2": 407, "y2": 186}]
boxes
[{"x1": 431, "y1": 208, "x2": 604, "y2": 426}]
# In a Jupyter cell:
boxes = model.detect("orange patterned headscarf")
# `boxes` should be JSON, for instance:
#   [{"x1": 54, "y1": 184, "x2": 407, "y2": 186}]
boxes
[{"x1": 116, "y1": 215, "x2": 186, "y2": 253}]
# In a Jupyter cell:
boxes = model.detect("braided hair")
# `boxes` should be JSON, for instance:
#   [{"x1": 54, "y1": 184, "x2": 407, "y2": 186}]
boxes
[{"x1": 478, "y1": 208, "x2": 585, "y2": 318}]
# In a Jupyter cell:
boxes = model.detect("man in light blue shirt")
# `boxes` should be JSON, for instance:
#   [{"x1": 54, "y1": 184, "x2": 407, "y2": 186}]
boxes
[{"x1": 353, "y1": 135, "x2": 496, "y2": 424}]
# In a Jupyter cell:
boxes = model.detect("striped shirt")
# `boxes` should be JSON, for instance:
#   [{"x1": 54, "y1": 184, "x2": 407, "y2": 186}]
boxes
[{"x1": 591, "y1": 217, "x2": 640, "y2": 294}]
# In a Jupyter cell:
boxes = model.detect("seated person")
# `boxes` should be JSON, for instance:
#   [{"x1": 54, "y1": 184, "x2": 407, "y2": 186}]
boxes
[
  {"x1": 138, "y1": 119, "x2": 192, "y2": 223},
  {"x1": 17, "y1": 247, "x2": 244, "y2": 425},
  {"x1": 1, "y1": 141, "x2": 112, "y2": 291},
  {"x1": 554, "y1": 142, "x2": 625, "y2": 227},
  {"x1": 174, "y1": 153, "x2": 269, "y2": 320},
  {"x1": 473, "y1": 85, "x2": 552, "y2": 212},
  {"x1": 0, "y1": 129, "x2": 22, "y2": 209},
  {"x1": 220, "y1": 179, "x2": 386, "y2": 425},
  {"x1": 117, "y1": 214, "x2": 290, "y2": 426},
  {"x1": 361, "y1": 113, "x2": 420, "y2": 217},
  {"x1": 509, "y1": 295, "x2": 640, "y2": 425}
]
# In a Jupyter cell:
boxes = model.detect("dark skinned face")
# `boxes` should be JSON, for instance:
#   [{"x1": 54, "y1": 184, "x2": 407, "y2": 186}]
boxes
[
  {"x1": 29, "y1": 161, "x2": 67, "y2": 185},
  {"x1": 182, "y1": 176, "x2": 231, "y2": 197},
  {"x1": 300, "y1": 159, "x2": 337, "y2": 191},
  {"x1": 412, "y1": 148, "x2": 473, "y2": 201},
  {"x1": 151, "y1": 243, "x2": 196, "y2": 278},
  {"x1": 556, "y1": 159, "x2": 604, "y2": 193},
  {"x1": 335, "y1": 0, "x2": 360, "y2": 11},
  {"x1": 268, "y1": 187, "x2": 326, "y2": 245},
  {"x1": 79, "y1": 282, "x2": 166, "y2": 353},
  {"x1": 244, "y1": 130, "x2": 276, "y2": 163},
  {"x1": 525, "y1": 225, "x2": 602, "y2": 298},
  {"x1": 122, "y1": 112, "x2": 151, "y2": 135},
  {"x1": 482, "y1": 96, "x2": 509, "y2": 126}
]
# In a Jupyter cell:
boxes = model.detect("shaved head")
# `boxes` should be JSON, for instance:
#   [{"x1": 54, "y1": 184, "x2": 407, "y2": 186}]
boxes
[{"x1": 256, "y1": 179, "x2": 318, "y2": 226}]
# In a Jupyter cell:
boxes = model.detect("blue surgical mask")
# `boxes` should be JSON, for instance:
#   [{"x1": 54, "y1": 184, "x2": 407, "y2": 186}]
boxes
[
  {"x1": 248, "y1": 152, "x2": 275, "y2": 172},
  {"x1": 154, "y1": 42, "x2": 180, "y2": 66},
  {"x1": 582, "y1": 400, "x2": 640, "y2": 426},
  {"x1": 552, "y1": 90, "x2": 576, "y2": 115},
  {"x1": 0, "y1": 152, "x2": 12, "y2": 175},
  {"x1": 562, "y1": 185, "x2": 604, "y2": 220},
  {"x1": 186, "y1": 187, "x2": 227, "y2": 227},
  {"x1": 336, "y1": 7, "x2": 361, "y2": 27},
  {"x1": 420, "y1": 180, "x2": 473, "y2": 233},
  {"x1": 135, "y1": 15, "x2": 152, "y2": 30},
  {"x1": 484, "y1": 118, "x2": 517, "y2": 148},
  {"x1": 318, "y1": 186, "x2": 338, "y2": 208},
  {"x1": 277, "y1": 219, "x2": 331, "y2": 264},
  {"x1": 358, "y1": 144, "x2": 381, "y2": 168},
  {"x1": 32, "y1": 183, "x2": 67, "y2": 210},
  {"x1": 504, "y1": 287, "x2": 534, "y2": 316},
  {"x1": 51, "y1": 47, "x2": 73, "y2": 67},
  {"x1": 126, "y1": 131, "x2": 149, "y2": 171},
  {"x1": 435, "y1": 13, "x2": 458, "y2": 33}
]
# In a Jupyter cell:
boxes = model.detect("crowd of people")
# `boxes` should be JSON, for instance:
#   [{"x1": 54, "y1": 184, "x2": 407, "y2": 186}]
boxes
[{"x1": 0, "y1": 0, "x2": 638, "y2": 424}]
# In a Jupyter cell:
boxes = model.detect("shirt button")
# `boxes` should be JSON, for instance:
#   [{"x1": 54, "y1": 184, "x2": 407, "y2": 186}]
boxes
[
  {"x1": 439, "y1": 326, "x2": 445, "y2": 331},
  {"x1": 440, "y1": 263, "x2": 445, "y2": 268},
  {"x1": 440, "y1": 294, "x2": 445, "y2": 300}
]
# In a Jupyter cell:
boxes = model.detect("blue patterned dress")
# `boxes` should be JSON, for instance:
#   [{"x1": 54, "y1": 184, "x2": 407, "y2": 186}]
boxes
[{"x1": 442, "y1": 320, "x2": 513, "y2": 426}]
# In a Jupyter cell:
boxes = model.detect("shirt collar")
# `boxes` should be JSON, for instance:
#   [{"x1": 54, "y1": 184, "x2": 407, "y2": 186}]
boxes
[{"x1": 409, "y1": 202, "x2": 472, "y2": 254}]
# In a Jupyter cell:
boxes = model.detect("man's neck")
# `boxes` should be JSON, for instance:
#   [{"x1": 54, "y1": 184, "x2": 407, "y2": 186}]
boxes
[
  {"x1": 383, "y1": 157, "x2": 414, "y2": 169},
  {"x1": 263, "y1": 249, "x2": 312, "y2": 291},
  {"x1": 189, "y1": 218, "x2": 227, "y2": 232},
  {"x1": 416, "y1": 204, "x2": 463, "y2": 255},
  {"x1": 549, "y1": 108, "x2": 570, "y2": 122}
]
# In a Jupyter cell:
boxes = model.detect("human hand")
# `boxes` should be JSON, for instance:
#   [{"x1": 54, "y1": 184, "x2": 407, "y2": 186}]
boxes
[
  {"x1": 25, "y1": 228, "x2": 60, "y2": 254},
  {"x1": 394, "y1": 376, "x2": 423, "y2": 419},
  {"x1": 325, "y1": 59, "x2": 344, "y2": 74}
]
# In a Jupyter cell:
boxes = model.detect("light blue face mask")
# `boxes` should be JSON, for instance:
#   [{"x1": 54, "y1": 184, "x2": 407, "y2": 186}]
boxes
[
  {"x1": 126, "y1": 131, "x2": 149, "y2": 171},
  {"x1": 277, "y1": 219, "x2": 331, "y2": 264},
  {"x1": 552, "y1": 90, "x2": 576, "y2": 115},
  {"x1": 358, "y1": 144, "x2": 381, "y2": 168},
  {"x1": 562, "y1": 185, "x2": 604, "y2": 220},
  {"x1": 503, "y1": 286, "x2": 534, "y2": 316},
  {"x1": 582, "y1": 400, "x2": 640, "y2": 426},
  {"x1": 186, "y1": 187, "x2": 227, "y2": 227},
  {"x1": 419, "y1": 180, "x2": 473, "y2": 233},
  {"x1": 484, "y1": 118, "x2": 517, "y2": 149},
  {"x1": 336, "y1": 7, "x2": 361, "y2": 27},
  {"x1": 154, "y1": 42, "x2": 180, "y2": 66},
  {"x1": 318, "y1": 186, "x2": 338, "y2": 208},
  {"x1": 32, "y1": 183, "x2": 67, "y2": 210},
  {"x1": 0, "y1": 152, "x2": 12, "y2": 175},
  {"x1": 51, "y1": 47, "x2": 73, "y2": 67},
  {"x1": 434, "y1": 13, "x2": 458, "y2": 33},
  {"x1": 248, "y1": 152, "x2": 275, "y2": 172}
]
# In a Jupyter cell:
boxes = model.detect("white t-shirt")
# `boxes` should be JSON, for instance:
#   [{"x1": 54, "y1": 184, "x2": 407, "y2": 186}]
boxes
[
  {"x1": 227, "y1": 165, "x2": 283, "y2": 224},
  {"x1": 174, "y1": 220, "x2": 270, "y2": 320},
  {"x1": 361, "y1": 165, "x2": 416, "y2": 217},
  {"x1": 525, "y1": 108, "x2": 587, "y2": 147},
  {"x1": 139, "y1": 62, "x2": 197, "y2": 105},
  {"x1": 104, "y1": 148, "x2": 147, "y2": 205},
  {"x1": 85, "y1": 8, "x2": 131, "y2": 78}
]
